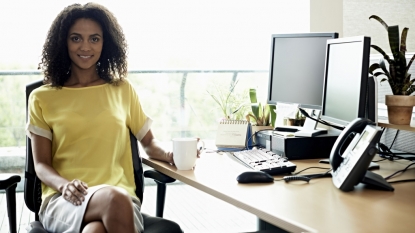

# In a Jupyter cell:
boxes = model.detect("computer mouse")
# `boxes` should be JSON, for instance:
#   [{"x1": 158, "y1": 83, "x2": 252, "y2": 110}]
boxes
[{"x1": 236, "y1": 171, "x2": 274, "y2": 183}]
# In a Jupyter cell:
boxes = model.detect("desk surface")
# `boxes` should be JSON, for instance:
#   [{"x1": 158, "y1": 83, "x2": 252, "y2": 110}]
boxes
[{"x1": 143, "y1": 152, "x2": 415, "y2": 233}]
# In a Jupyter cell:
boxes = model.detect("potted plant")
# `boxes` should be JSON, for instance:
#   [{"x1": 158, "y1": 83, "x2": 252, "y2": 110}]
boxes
[
  {"x1": 369, "y1": 15, "x2": 415, "y2": 125},
  {"x1": 207, "y1": 79, "x2": 249, "y2": 120},
  {"x1": 285, "y1": 110, "x2": 306, "y2": 127},
  {"x1": 245, "y1": 88, "x2": 276, "y2": 130}
]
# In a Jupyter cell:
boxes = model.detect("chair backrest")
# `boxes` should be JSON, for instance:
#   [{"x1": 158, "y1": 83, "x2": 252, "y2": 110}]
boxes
[{"x1": 24, "y1": 80, "x2": 145, "y2": 219}]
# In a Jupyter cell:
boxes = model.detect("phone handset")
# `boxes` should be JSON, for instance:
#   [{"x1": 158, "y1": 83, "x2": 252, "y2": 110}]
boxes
[
  {"x1": 330, "y1": 118, "x2": 394, "y2": 192},
  {"x1": 330, "y1": 118, "x2": 372, "y2": 171}
]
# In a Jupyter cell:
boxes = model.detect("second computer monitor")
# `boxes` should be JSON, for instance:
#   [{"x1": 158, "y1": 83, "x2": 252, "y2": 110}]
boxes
[
  {"x1": 267, "y1": 32, "x2": 339, "y2": 109},
  {"x1": 321, "y1": 36, "x2": 372, "y2": 127}
]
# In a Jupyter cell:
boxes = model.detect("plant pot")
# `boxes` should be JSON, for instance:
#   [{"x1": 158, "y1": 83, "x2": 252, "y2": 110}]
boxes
[
  {"x1": 251, "y1": 125, "x2": 273, "y2": 132},
  {"x1": 385, "y1": 95, "x2": 415, "y2": 125},
  {"x1": 284, "y1": 118, "x2": 306, "y2": 126}
]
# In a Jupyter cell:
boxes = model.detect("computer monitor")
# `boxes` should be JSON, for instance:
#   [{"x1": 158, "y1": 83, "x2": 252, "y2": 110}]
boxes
[
  {"x1": 267, "y1": 32, "x2": 338, "y2": 136},
  {"x1": 321, "y1": 36, "x2": 372, "y2": 128},
  {"x1": 267, "y1": 32, "x2": 339, "y2": 109}
]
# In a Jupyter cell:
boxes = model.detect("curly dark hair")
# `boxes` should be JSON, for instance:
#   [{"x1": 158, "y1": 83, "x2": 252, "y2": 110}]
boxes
[{"x1": 39, "y1": 3, "x2": 128, "y2": 87}]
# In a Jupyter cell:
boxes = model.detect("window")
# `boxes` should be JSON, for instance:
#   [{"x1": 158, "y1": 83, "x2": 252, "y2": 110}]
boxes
[{"x1": 0, "y1": 1, "x2": 310, "y2": 146}]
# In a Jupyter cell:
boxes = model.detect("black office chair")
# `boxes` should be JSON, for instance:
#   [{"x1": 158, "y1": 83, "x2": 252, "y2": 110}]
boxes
[{"x1": 24, "y1": 80, "x2": 181, "y2": 233}]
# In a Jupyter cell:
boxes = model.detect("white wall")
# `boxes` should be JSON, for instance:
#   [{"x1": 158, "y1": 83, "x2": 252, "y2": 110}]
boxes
[
  {"x1": 310, "y1": 0, "x2": 343, "y2": 37},
  {"x1": 344, "y1": 0, "x2": 415, "y2": 54}
]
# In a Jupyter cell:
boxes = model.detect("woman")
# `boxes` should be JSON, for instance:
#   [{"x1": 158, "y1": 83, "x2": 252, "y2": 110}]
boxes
[{"x1": 27, "y1": 3, "x2": 177, "y2": 233}]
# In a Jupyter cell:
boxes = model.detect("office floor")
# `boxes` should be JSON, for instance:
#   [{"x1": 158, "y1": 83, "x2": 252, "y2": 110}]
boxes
[{"x1": 0, "y1": 168, "x2": 258, "y2": 233}]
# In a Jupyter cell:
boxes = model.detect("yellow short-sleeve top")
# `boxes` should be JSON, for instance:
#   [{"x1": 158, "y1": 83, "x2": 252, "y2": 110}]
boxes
[{"x1": 26, "y1": 79, "x2": 152, "y2": 202}]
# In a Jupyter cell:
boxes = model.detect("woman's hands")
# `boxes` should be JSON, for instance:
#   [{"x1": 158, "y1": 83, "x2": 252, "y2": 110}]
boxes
[
  {"x1": 141, "y1": 130, "x2": 203, "y2": 165},
  {"x1": 163, "y1": 149, "x2": 203, "y2": 164},
  {"x1": 61, "y1": 179, "x2": 89, "y2": 206},
  {"x1": 166, "y1": 138, "x2": 203, "y2": 165}
]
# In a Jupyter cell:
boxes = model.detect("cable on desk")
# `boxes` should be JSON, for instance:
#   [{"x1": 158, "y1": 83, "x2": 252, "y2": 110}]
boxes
[
  {"x1": 274, "y1": 168, "x2": 332, "y2": 183},
  {"x1": 387, "y1": 179, "x2": 415, "y2": 184},
  {"x1": 389, "y1": 129, "x2": 400, "y2": 149},
  {"x1": 378, "y1": 143, "x2": 415, "y2": 161},
  {"x1": 281, "y1": 176, "x2": 311, "y2": 183},
  {"x1": 376, "y1": 127, "x2": 386, "y2": 154},
  {"x1": 247, "y1": 129, "x2": 273, "y2": 149},
  {"x1": 292, "y1": 166, "x2": 331, "y2": 175},
  {"x1": 379, "y1": 152, "x2": 415, "y2": 160},
  {"x1": 384, "y1": 162, "x2": 415, "y2": 181}
]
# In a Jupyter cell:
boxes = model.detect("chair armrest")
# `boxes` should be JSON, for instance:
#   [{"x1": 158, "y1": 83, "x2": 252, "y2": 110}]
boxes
[
  {"x1": 0, "y1": 174, "x2": 21, "y2": 189},
  {"x1": 144, "y1": 169, "x2": 175, "y2": 184}
]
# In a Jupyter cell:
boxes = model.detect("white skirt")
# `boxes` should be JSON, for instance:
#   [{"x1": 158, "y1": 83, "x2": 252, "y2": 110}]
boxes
[{"x1": 39, "y1": 184, "x2": 144, "y2": 233}]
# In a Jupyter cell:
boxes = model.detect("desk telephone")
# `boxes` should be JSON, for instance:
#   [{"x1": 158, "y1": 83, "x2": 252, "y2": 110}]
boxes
[{"x1": 330, "y1": 118, "x2": 394, "y2": 192}]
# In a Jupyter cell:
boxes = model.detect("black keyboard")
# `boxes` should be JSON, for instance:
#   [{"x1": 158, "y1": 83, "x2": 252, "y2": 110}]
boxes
[{"x1": 232, "y1": 149, "x2": 297, "y2": 175}]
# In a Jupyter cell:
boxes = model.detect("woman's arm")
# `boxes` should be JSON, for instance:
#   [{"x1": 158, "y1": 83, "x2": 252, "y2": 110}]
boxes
[
  {"x1": 140, "y1": 129, "x2": 174, "y2": 164},
  {"x1": 31, "y1": 133, "x2": 88, "y2": 205}
]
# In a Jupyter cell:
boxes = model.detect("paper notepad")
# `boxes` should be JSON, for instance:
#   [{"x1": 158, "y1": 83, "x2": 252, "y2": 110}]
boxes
[{"x1": 215, "y1": 120, "x2": 251, "y2": 149}]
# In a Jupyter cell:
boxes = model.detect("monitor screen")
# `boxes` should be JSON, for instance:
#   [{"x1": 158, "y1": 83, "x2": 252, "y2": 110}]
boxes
[
  {"x1": 267, "y1": 32, "x2": 339, "y2": 109},
  {"x1": 321, "y1": 36, "x2": 371, "y2": 127}
]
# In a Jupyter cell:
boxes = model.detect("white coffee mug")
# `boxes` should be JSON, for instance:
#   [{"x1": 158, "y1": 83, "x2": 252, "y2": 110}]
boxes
[{"x1": 172, "y1": 138, "x2": 205, "y2": 170}]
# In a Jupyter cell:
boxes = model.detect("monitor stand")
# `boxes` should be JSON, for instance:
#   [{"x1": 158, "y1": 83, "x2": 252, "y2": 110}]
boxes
[{"x1": 293, "y1": 109, "x2": 327, "y2": 137}]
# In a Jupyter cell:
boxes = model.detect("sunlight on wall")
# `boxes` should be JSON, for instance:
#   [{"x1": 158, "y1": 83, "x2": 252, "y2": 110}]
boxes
[{"x1": 0, "y1": 0, "x2": 309, "y2": 70}]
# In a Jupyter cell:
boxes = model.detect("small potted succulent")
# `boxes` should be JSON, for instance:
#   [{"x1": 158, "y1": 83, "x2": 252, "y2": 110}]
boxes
[
  {"x1": 245, "y1": 88, "x2": 276, "y2": 130},
  {"x1": 369, "y1": 15, "x2": 415, "y2": 125}
]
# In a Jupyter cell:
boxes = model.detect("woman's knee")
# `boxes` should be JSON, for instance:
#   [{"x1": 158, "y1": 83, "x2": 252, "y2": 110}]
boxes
[
  {"x1": 84, "y1": 186, "x2": 133, "y2": 222},
  {"x1": 103, "y1": 187, "x2": 132, "y2": 210},
  {"x1": 82, "y1": 221, "x2": 107, "y2": 233}
]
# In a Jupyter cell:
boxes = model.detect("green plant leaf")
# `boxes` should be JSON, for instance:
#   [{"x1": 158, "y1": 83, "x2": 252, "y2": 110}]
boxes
[
  {"x1": 406, "y1": 85, "x2": 415, "y2": 96},
  {"x1": 258, "y1": 102, "x2": 263, "y2": 118},
  {"x1": 400, "y1": 27, "x2": 409, "y2": 53},
  {"x1": 224, "y1": 80, "x2": 239, "y2": 108},
  {"x1": 373, "y1": 71, "x2": 386, "y2": 77},
  {"x1": 379, "y1": 59, "x2": 391, "y2": 77},
  {"x1": 251, "y1": 103, "x2": 260, "y2": 120},
  {"x1": 405, "y1": 73, "x2": 414, "y2": 95},
  {"x1": 389, "y1": 64, "x2": 398, "y2": 94},
  {"x1": 249, "y1": 89, "x2": 259, "y2": 119},
  {"x1": 371, "y1": 45, "x2": 392, "y2": 62},
  {"x1": 269, "y1": 104, "x2": 276, "y2": 127},
  {"x1": 407, "y1": 53, "x2": 415, "y2": 73},
  {"x1": 207, "y1": 90, "x2": 225, "y2": 111},
  {"x1": 263, "y1": 104, "x2": 270, "y2": 125},
  {"x1": 380, "y1": 78, "x2": 388, "y2": 82},
  {"x1": 246, "y1": 113, "x2": 257, "y2": 122},
  {"x1": 232, "y1": 102, "x2": 248, "y2": 114},
  {"x1": 369, "y1": 63, "x2": 381, "y2": 75},
  {"x1": 249, "y1": 88, "x2": 258, "y2": 103},
  {"x1": 369, "y1": 15, "x2": 389, "y2": 31},
  {"x1": 388, "y1": 25, "x2": 400, "y2": 60},
  {"x1": 396, "y1": 52, "x2": 407, "y2": 82}
]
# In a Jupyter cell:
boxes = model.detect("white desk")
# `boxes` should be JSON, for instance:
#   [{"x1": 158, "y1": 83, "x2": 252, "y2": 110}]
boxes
[{"x1": 143, "y1": 152, "x2": 415, "y2": 233}]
